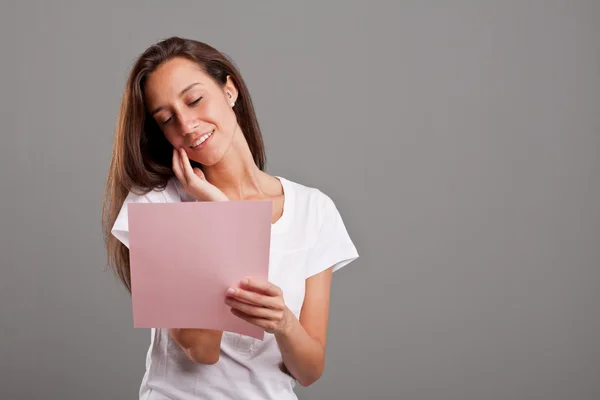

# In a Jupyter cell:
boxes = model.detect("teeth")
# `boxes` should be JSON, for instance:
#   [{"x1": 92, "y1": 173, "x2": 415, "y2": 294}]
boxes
[{"x1": 191, "y1": 130, "x2": 213, "y2": 148}]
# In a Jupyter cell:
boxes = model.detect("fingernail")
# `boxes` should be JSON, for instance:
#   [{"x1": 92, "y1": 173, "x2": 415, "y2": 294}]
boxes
[
  {"x1": 241, "y1": 279, "x2": 249, "y2": 285},
  {"x1": 227, "y1": 287, "x2": 235, "y2": 295}
]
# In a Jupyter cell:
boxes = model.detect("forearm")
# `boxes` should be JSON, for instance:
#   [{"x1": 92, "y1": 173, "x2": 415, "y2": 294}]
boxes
[
  {"x1": 168, "y1": 328, "x2": 223, "y2": 364},
  {"x1": 275, "y1": 310, "x2": 325, "y2": 387}
]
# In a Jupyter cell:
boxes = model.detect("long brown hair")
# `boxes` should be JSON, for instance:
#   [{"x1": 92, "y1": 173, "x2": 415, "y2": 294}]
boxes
[{"x1": 102, "y1": 37, "x2": 266, "y2": 293}]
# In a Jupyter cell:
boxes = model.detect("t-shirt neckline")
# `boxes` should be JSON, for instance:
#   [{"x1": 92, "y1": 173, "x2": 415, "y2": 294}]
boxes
[
  {"x1": 271, "y1": 176, "x2": 293, "y2": 234},
  {"x1": 174, "y1": 175, "x2": 293, "y2": 234}
]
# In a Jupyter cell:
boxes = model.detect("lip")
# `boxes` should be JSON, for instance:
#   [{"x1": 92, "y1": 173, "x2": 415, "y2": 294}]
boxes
[{"x1": 189, "y1": 129, "x2": 215, "y2": 150}]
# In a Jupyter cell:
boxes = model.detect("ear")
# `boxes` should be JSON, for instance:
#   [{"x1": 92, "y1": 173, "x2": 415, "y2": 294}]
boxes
[{"x1": 224, "y1": 75, "x2": 239, "y2": 105}]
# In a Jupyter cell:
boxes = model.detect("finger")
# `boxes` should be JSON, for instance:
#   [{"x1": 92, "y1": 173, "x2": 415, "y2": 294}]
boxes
[
  {"x1": 172, "y1": 147, "x2": 178, "y2": 172},
  {"x1": 227, "y1": 286, "x2": 284, "y2": 310},
  {"x1": 172, "y1": 148, "x2": 186, "y2": 185},
  {"x1": 230, "y1": 308, "x2": 275, "y2": 332},
  {"x1": 239, "y1": 278, "x2": 283, "y2": 298},
  {"x1": 178, "y1": 148, "x2": 188, "y2": 178},
  {"x1": 225, "y1": 297, "x2": 281, "y2": 319},
  {"x1": 193, "y1": 167, "x2": 206, "y2": 180},
  {"x1": 179, "y1": 148, "x2": 196, "y2": 179}
]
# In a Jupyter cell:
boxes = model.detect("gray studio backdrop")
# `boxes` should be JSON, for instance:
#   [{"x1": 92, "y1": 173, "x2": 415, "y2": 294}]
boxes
[{"x1": 2, "y1": 1, "x2": 599, "y2": 399}]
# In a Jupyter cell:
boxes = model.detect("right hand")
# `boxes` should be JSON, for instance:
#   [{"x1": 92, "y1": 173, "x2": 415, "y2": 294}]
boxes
[{"x1": 172, "y1": 148, "x2": 229, "y2": 202}]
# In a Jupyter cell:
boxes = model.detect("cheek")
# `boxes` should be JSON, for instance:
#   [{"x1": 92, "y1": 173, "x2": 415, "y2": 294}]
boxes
[
  {"x1": 203, "y1": 100, "x2": 234, "y2": 131},
  {"x1": 162, "y1": 129, "x2": 184, "y2": 147}
]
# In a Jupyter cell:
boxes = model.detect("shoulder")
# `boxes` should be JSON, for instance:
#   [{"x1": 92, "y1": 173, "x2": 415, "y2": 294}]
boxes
[
  {"x1": 111, "y1": 178, "x2": 186, "y2": 248},
  {"x1": 282, "y1": 176, "x2": 338, "y2": 216},
  {"x1": 279, "y1": 176, "x2": 343, "y2": 237},
  {"x1": 279, "y1": 176, "x2": 359, "y2": 276}
]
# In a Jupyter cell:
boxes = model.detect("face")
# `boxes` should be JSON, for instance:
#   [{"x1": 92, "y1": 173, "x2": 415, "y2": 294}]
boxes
[{"x1": 144, "y1": 57, "x2": 238, "y2": 166}]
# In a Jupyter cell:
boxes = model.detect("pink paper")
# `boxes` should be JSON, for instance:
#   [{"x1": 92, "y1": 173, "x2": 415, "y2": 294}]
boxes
[{"x1": 127, "y1": 200, "x2": 272, "y2": 340}]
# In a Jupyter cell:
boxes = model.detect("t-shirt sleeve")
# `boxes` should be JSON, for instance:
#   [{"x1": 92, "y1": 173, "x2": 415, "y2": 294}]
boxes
[
  {"x1": 111, "y1": 191, "x2": 154, "y2": 249},
  {"x1": 305, "y1": 193, "x2": 359, "y2": 279}
]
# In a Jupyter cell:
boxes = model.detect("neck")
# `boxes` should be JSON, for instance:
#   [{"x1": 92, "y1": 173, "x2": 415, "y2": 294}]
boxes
[{"x1": 203, "y1": 124, "x2": 265, "y2": 200}]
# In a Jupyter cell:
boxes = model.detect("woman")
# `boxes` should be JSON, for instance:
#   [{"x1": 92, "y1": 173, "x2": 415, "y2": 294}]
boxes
[{"x1": 102, "y1": 36, "x2": 359, "y2": 400}]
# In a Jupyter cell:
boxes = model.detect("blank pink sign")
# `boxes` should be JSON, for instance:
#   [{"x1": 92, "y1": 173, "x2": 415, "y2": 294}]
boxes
[{"x1": 127, "y1": 200, "x2": 272, "y2": 340}]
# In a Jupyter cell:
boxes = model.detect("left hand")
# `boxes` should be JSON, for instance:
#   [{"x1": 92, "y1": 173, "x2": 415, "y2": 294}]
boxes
[{"x1": 225, "y1": 278, "x2": 294, "y2": 335}]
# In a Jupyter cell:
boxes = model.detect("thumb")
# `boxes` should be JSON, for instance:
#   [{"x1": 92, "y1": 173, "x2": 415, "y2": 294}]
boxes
[{"x1": 193, "y1": 167, "x2": 206, "y2": 180}]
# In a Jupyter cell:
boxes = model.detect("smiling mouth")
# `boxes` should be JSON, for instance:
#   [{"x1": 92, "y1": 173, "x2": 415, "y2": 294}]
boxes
[{"x1": 190, "y1": 130, "x2": 214, "y2": 148}]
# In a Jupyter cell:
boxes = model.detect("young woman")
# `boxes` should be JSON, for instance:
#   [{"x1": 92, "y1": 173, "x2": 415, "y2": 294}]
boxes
[{"x1": 102, "y1": 36, "x2": 359, "y2": 400}]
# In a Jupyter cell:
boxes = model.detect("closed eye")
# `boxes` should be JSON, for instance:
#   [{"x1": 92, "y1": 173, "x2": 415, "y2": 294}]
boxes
[
  {"x1": 189, "y1": 97, "x2": 202, "y2": 106},
  {"x1": 159, "y1": 97, "x2": 202, "y2": 126}
]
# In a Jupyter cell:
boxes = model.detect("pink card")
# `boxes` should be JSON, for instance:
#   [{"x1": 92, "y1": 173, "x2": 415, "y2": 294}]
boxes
[{"x1": 127, "y1": 200, "x2": 272, "y2": 340}]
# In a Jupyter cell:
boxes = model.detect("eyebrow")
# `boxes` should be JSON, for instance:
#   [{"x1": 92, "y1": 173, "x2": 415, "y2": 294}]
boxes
[{"x1": 150, "y1": 82, "x2": 202, "y2": 115}]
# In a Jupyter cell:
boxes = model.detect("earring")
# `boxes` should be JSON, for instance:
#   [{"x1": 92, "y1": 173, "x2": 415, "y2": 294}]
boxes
[{"x1": 231, "y1": 102, "x2": 235, "y2": 107}]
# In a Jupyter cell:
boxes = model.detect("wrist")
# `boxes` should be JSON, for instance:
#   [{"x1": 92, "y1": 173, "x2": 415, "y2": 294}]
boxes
[{"x1": 275, "y1": 307, "x2": 297, "y2": 338}]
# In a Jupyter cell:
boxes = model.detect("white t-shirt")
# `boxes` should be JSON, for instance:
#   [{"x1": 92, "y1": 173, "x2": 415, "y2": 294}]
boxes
[{"x1": 111, "y1": 176, "x2": 359, "y2": 400}]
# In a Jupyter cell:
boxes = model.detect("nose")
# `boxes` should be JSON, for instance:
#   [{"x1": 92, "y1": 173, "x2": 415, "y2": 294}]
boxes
[{"x1": 179, "y1": 110, "x2": 199, "y2": 135}]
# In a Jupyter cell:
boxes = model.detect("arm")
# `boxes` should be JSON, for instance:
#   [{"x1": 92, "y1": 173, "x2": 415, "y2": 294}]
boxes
[
  {"x1": 225, "y1": 269, "x2": 334, "y2": 387},
  {"x1": 276, "y1": 267, "x2": 333, "y2": 386},
  {"x1": 168, "y1": 329, "x2": 223, "y2": 365}
]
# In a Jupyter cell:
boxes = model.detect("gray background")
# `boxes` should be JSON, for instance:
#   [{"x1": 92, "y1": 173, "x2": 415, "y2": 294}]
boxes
[{"x1": 1, "y1": 1, "x2": 599, "y2": 399}]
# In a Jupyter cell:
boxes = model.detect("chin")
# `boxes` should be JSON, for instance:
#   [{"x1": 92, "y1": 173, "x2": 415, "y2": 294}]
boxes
[
  {"x1": 187, "y1": 133, "x2": 231, "y2": 166},
  {"x1": 188, "y1": 150, "x2": 224, "y2": 167}
]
